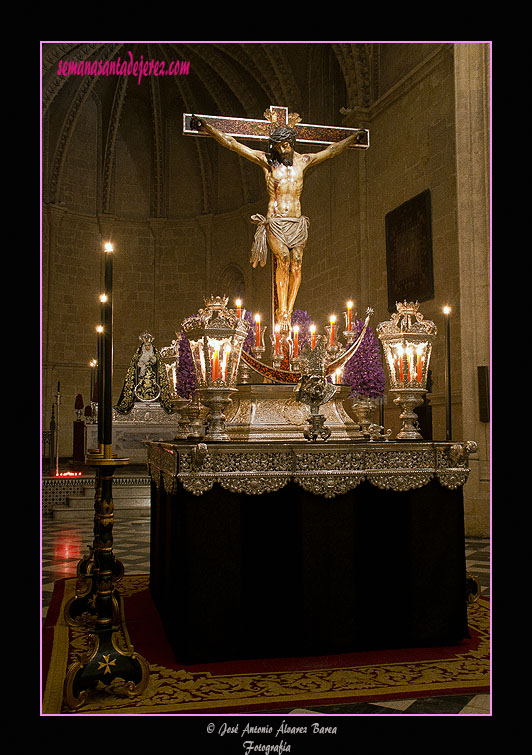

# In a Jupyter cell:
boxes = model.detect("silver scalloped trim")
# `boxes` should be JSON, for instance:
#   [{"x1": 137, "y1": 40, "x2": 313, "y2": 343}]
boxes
[
  {"x1": 296, "y1": 473, "x2": 365, "y2": 498},
  {"x1": 148, "y1": 441, "x2": 475, "y2": 497},
  {"x1": 436, "y1": 471, "x2": 470, "y2": 490},
  {"x1": 366, "y1": 471, "x2": 434, "y2": 491}
]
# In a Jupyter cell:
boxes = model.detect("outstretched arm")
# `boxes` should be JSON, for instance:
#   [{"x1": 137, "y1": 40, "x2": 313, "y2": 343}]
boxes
[
  {"x1": 303, "y1": 130, "x2": 367, "y2": 169},
  {"x1": 191, "y1": 116, "x2": 268, "y2": 169}
]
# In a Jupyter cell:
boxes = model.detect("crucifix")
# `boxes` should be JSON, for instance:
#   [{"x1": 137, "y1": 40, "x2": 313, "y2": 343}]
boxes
[{"x1": 183, "y1": 105, "x2": 369, "y2": 330}]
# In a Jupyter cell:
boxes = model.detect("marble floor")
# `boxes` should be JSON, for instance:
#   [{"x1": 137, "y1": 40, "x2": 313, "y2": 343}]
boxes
[{"x1": 41, "y1": 514, "x2": 491, "y2": 716}]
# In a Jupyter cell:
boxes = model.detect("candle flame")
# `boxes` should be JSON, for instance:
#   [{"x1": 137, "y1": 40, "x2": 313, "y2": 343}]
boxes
[
  {"x1": 96, "y1": 325, "x2": 104, "y2": 333},
  {"x1": 99, "y1": 293, "x2": 108, "y2": 303},
  {"x1": 330, "y1": 315, "x2": 336, "y2": 323},
  {"x1": 275, "y1": 324, "x2": 281, "y2": 333},
  {"x1": 443, "y1": 305, "x2": 451, "y2": 315},
  {"x1": 293, "y1": 325, "x2": 299, "y2": 333},
  {"x1": 104, "y1": 241, "x2": 114, "y2": 253},
  {"x1": 255, "y1": 313, "x2": 261, "y2": 322},
  {"x1": 310, "y1": 324, "x2": 316, "y2": 333},
  {"x1": 347, "y1": 301, "x2": 353, "y2": 309}
]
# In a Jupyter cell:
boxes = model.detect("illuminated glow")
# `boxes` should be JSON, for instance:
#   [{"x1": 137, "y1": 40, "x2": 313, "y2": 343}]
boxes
[
  {"x1": 56, "y1": 471, "x2": 83, "y2": 477},
  {"x1": 96, "y1": 325, "x2": 104, "y2": 333},
  {"x1": 329, "y1": 316, "x2": 336, "y2": 346},
  {"x1": 346, "y1": 301, "x2": 353, "y2": 330},
  {"x1": 443, "y1": 305, "x2": 451, "y2": 315},
  {"x1": 89, "y1": 359, "x2": 97, "y2": 367},
  {"x1": 99, "y1": 293, "x2": 108, "y2": 303},
  {"x1": 53, "y1": 532, "x2": 82, "y2": 562},
  {"x1": 104, "y1": 241, "x2": 114, "y2": 253}
]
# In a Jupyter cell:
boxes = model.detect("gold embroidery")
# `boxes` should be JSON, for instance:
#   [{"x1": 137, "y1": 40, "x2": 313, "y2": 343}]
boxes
[{"x1": 45, "y1": 577, "x2": 489, "y2": 714}]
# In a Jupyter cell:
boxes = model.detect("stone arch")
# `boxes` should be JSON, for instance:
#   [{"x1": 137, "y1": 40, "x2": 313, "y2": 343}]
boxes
[{"x1": 217, "y1": 264, "x2": 246, "y2": 302}]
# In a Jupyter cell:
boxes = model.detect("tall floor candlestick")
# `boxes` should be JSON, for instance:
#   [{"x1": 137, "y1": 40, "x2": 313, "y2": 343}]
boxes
[
  {"x1": 443, "y1": 306, "x2": 452, "y2": 440},
  {"x1": 64, "y1": 241, "x2": 148, "y2": 709}
]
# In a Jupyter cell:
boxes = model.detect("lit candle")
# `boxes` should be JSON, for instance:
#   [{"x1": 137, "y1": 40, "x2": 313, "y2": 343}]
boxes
[
  {"x1": 397, "y1": 346, "x2": 404, "y2": 383},
  {"x1": 89, "y1": 358, "x2": 97, "y2": 403},
  {"x1": 275, "y1": 324, "x2": 281, "y2": 354},
  {"x1": 443, "y1": 305, "x2": 452, "y2": 440},
  {"x1": 347, "y1": 301, "x2": 353, "y2": 331},
  {"x1": 102, "y1": 242, "x2": 114, "y2": 453},
  {"x1": 255, "y1": 314, "x2": 261, "y2": 347},
  {"x1": 212, "y1": 349, "x2": 219, "y2": 381},
  {"x1": 310, "y1": 324, "x2": 316, "y2": 350},
  {"x1": 335, "y1": 368, "x2": 341, "y2": 385},
  {"x1": 236, "y1": 299, "x2": 242, "y2": 318},
  {"x1": 293, "y1": 325, "x2": 299, "y2": 356},
  {"x1": 407, "y1": 348, "x2": 412, "y2": 383},
  {"x1": 329, "y1": 316, "x2": 336, "y2": 346},
  {"x1": 223, "y1": 345, "x2": 231, "y2": 382},
  {"x1": 416, "y1": 348, "x2": 423, "y2": 383}
]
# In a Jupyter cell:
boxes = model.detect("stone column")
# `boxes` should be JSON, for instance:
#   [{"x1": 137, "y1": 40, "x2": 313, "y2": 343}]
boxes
[{"x1": 453, "y1": 43, "x2": 491, "y2": 536}]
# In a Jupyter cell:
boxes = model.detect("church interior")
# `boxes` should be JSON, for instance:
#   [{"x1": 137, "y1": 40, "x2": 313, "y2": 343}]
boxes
[{"x1": 41, "y1": 41, "x2": 491, "y2": 720}]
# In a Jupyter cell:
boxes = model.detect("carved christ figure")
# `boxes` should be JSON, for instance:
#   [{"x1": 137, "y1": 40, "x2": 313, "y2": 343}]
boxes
[{"x1": 190, "y1": 113, "x2": 366, "y2": 328}]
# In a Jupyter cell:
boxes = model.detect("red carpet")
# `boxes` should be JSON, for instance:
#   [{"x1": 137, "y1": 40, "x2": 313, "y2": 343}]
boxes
[{"x1": 42, "y1": 575, "x2": 490, "y2": 714}]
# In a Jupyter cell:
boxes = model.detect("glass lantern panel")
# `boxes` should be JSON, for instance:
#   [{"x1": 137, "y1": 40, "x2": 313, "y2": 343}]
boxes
[
  {"x1": 208, "y1": 338, "x2": 233, "y2": 383},
  {"x1": 188, "y1": 339, "x2": 206, "y2": 383}
]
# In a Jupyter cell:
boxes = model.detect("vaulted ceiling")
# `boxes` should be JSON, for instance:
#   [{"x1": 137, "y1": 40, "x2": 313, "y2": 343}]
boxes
[{"x1": 42, "y1": 42, "x2": 378, "y2": 217}]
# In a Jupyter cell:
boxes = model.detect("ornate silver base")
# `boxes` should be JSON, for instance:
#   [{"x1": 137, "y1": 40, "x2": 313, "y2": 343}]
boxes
[
  {"x1": 225, "y1": 384, "x2": 360, "y2": 442},
  {"x1": 198, "y1": 387, "x2": 237, "y2": 442},
  {"x1": 391, "y1": 388, "x2": 425, "y2": 440},
  {"x1": 352, "y1": 396, "x2": 376, "y2": 437},
  {"x1": 303, "y1": 409, "x2": 331, "y2": 442},
  {"x1": 169, "y1": 397, "x2": 192, "y2": 439}
]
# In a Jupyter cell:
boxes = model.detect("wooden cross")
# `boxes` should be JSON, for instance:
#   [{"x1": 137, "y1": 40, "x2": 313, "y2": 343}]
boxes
[{"x1": 183, "y1": 105, "x2": 369, "y2": 149}]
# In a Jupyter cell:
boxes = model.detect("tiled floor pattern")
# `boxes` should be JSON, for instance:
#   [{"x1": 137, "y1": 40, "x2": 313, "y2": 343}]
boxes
[{"x1": 41, "y1": 514, "x2": 490, "y2": 715}]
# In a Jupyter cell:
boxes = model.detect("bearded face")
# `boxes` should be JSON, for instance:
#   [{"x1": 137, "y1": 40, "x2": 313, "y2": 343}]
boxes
[
  {"x1": 267, "y1": 126, "x2": 296, "y2": 167},
  {"x1": 270, "y1": 140, "x2": 294, "y2": 166}
]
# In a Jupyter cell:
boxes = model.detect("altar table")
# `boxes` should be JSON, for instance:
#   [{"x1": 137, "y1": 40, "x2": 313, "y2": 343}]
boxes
[{"x1": 146, "y1": 439, "x2": 476, "y2": 664}]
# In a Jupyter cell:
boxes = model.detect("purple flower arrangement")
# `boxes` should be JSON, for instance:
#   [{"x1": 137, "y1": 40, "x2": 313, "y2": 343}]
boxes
[
  {"x1": 175, "y1": 327, "x2": 197, "y2": 399},
  {"x1": 242, "y1": 310, "x2": 255, "y2": 353},
  {"x1": 342, "y1": 318, "x2": 386, "y2": 398}
]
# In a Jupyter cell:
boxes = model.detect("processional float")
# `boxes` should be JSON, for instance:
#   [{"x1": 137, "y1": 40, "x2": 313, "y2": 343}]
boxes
[{"x1": 60, "y1": 103, "x2": 473, "y2": 710}]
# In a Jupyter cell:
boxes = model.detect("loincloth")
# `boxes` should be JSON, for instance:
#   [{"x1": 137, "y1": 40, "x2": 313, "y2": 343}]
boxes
[{"x1": 250, "y1": 214, "x2": 310, "y2": 268}]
